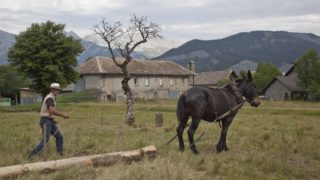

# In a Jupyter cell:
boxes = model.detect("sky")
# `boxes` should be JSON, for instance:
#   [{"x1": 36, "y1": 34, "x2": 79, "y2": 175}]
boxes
[{"x1": 0, "y1": 0, "x2": 320, "y2": 41}]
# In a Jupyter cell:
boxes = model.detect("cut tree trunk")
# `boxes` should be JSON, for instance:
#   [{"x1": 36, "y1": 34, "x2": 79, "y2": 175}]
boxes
[{"x1": 0, "y1": 145, "x2": 156, "y2": 178}]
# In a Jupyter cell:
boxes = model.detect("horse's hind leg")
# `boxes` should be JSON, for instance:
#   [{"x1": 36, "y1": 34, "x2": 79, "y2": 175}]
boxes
[
  {"x1": 176, "y1": 114, "x2": 189, "y2": 151},
  {"x1": 187, "y1": 116, "x2": 201, "y2": 154},
  {"x1": 216, "y1": 115, "x2": 235, "y2": 153}
]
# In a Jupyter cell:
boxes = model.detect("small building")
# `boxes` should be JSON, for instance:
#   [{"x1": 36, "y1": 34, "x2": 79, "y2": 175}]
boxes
[
  {"x1": 0, "y1": 98, "x2": 11, "y2": 106},
  {"x1": 19, "y1": 87, "x2": 72, "y2": 105},
  {"x1": 19, "y1": 88, "x2": 42, "y2": 105},
  {"x1": 75, "y1": 57, "x2": 196, "y2": 101},
  {"x1": 191, "y1": 70, "x2": 237, "y2": 87},
  {"x1": 263, "y1": 64, "x2": 306, "y2": 101}
]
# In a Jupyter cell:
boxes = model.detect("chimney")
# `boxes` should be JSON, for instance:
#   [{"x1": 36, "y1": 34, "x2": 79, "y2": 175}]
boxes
[{"x1": 188, "y1": 60, "x2": 195, "y2": 72}]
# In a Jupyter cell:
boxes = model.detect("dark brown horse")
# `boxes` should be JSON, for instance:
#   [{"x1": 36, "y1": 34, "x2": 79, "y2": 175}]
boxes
[{"x1": 176, "y1": 70, "x2": 260, "y2": 154}]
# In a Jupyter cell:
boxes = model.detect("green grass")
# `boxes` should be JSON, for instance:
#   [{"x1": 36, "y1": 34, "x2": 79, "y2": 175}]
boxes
[
  {"x1": 0, "y1": 100, "x2": 319, "y2": 179},
  {"x1": 58, "y1": 91, "x2": 98, "y2": 103}
]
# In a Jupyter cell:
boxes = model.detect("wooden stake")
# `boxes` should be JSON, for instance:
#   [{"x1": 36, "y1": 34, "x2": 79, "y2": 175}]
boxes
[
  {"x1": 155, "y1": 112, "x2": 163, "y2": 127},
  {"x1": 43, "y1": 124, "x2": 48, "y2": 161}
]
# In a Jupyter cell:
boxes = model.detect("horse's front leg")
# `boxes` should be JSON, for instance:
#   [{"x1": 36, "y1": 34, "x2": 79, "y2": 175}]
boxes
[
  {"x1": 188, "y1": 117, "x2": 201, "y2": 154},
  {"x1": 216, "y1": 115, "x2": 235, "y2": 153}
]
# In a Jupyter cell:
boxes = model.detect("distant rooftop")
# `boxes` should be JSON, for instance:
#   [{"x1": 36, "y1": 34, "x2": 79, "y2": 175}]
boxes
[
  {"x1": 77, "y1": 57, "x2": 196, "y2": 76},
  {"x1": 193, "y1": 70, "x2": 237, "y2": 86}
]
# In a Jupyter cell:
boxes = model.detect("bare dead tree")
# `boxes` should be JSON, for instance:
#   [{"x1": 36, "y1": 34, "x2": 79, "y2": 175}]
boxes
[{"x1": 93, "y1": 14, "x2": 162, "y2": 125}]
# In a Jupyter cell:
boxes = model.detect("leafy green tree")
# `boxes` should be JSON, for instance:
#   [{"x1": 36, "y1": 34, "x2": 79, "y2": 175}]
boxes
[
  {"x1": 0, "y1": 65, "x2": 29, "y2": 98},
  {"x1": 239, "y1": 70, "x2": 247, "y2": 79},
  {"x1": 295, "y1": 49, "x2": 320, "y2": 100},
  {"x1": 8, "y1": 21, "x2": 84, "y2": 98},
  {"x1": 253, "y1": 63, "x2": 282, "y2": 92}
]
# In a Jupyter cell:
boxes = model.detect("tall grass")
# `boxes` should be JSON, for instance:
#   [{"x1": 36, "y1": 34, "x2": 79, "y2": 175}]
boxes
[{"x1": 0, "y1": 100, "x2": 319, "y2": 179}]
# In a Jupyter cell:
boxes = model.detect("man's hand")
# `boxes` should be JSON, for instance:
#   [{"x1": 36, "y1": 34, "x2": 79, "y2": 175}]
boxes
[
  {"x1": 48, "y1": 106, "x2": 69, "y2": 119},
  {"x1": 62, "y1": 113, "x2": 69, "y2": 119}
]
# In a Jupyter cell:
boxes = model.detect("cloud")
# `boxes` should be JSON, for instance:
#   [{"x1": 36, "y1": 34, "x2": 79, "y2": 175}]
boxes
[
  {"x1": 0, "y1": 0, "x2": 125, "y2": 15},
  {"x1": 0, "y1": 0, "x2": 319, "y2": 40}
]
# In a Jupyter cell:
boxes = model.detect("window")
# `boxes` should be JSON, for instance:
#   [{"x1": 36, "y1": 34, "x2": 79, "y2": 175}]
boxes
[
  {"x1": 181, "y1": 78, "x2": 185, "y2": 86},
  {"x1": 159, "y1": 78, "x2": 163, "y2": 86},
  {"x1": 145, "y1": 77, "x2": 150, "y2": 86},
  {"x1": 134, "y1": 78, "x2": 138, "y2": 87},
  {"x1": 170, "y1": 79, "x2": 174, "y2": 86}
]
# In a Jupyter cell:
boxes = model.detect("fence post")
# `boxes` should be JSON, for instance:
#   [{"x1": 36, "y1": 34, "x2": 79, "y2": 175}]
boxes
[
  {"x1": 43, "y1": 124, "x2": 48, "y2": 161},
  {"x1": 155, "y1": 112, "x2": 163, "y2": 127}
]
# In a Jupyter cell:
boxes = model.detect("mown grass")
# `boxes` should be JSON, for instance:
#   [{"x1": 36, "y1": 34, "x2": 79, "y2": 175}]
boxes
[{"x1": 0, "y1": 100, "x2": 319, "y2": 179}]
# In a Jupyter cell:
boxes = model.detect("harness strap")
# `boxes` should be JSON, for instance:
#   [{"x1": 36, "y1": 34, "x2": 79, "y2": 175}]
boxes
[{"x1": 218, "y1": 89, "x2": 233, "y2": 111}]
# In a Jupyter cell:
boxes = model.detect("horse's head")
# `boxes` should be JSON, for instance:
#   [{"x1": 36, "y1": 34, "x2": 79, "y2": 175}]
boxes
[{"x1": 230, "y1": 70, "x2": 260, "y2": 107}]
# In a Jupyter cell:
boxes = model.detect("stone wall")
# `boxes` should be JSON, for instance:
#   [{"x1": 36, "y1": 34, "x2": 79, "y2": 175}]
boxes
[{"x1": 79, "y1": 74, "x2": 192, "y2": 101}]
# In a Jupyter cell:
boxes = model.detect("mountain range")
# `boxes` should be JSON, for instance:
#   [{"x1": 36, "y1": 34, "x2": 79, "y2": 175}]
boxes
[
  {"x1": 0, "y1": 30, "x2": 183, "y2": 65},
  {"x1": 1, "y1": 30, "x2": 320, "y2": 73},
  {"x1": 155, "y1": 31, "x2": 320, "y2": 72},
  {"x1": 82, "y1": 34, "x2": 184, "y2": 59},
  {"x1": 0, "y1": 30, "x2": 15, "y2": 65}
]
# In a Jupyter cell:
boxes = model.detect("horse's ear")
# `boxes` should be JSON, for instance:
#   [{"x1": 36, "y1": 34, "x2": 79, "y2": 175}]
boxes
[
  {"x1": 247, "y1": 70, "x2": 253, "y2": 82},
  {"x1": 230, "y1": 73, "x2": 237, "y2": 82}
]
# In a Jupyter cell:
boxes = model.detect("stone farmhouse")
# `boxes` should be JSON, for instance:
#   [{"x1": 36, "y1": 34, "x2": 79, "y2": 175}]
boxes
[
  {"x1": 75, "y1": 57, "x2": 196, "y2": 101},
  {"x1": 263, "y1": 64, "x2": 306, "y2": 100}
]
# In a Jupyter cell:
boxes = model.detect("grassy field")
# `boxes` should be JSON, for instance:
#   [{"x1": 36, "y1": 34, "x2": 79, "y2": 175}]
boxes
[{"x1": 0, "y1": 100, "x2": 319, "y2": 179}]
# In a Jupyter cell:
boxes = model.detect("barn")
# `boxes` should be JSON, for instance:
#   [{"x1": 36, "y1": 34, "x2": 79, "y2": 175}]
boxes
[{"x1": 263, "y1": 64, "x2": 306, "y2": 101}]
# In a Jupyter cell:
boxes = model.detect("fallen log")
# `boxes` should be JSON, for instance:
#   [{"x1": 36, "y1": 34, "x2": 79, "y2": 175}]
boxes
[{"x1": 0, "y1": 145, "x2": 156, "y2": 178}]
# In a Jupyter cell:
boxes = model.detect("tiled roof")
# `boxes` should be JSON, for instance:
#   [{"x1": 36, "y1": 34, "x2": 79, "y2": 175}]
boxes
[
  {"x1": 193, "y1": 70, "x2": 237, "y2": 85},
  {"x1": 76, "y1": 57, "x2": 196, "y2": 76},
  {"x1": 275, "y1": 73, "x2": 303, "y2": 91},
  {"x1": 263, "y1": 71, "x2": 304, "y2": 93}
]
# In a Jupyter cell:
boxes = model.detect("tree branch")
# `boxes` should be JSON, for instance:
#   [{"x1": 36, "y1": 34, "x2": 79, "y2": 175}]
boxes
[{"x1": 93, "y1": 15, "x2": 162, "y2": 67}]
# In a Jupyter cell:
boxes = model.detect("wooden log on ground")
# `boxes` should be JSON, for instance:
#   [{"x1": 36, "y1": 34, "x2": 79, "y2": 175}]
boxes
[{"x1": 0, "y1": 145, "x2": 157, "y2": 178}]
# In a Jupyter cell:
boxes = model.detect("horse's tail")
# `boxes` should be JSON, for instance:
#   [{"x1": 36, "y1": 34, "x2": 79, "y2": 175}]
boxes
[{"x1": 176, "y1": 93, "x2": 186, "y2": 122}]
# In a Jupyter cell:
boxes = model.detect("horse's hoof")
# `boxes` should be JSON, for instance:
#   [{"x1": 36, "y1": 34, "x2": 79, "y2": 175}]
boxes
[
  {"x1": 191, "y1": 147, "x2": 199, "y2": 155},
  {"x1": 224, "y1": 146, "x2": 229, "y2": 151},
  {"x1": 179, "y1": 147, "x2": 185, "y2": 152},
  {"x1": 216, "y1": 145, "x2": 223, "y2": 153},
  {"x1": 192, "y1": 150, "x2": 199, "y2": 155}
]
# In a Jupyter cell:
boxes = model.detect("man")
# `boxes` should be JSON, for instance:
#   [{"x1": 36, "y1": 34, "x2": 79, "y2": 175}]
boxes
[{"x1": 28, "y1": 83, "x2": 69, "y2": 159}]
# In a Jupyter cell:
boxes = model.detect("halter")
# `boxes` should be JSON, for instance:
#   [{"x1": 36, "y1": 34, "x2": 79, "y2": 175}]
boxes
[{"x1": 230, "y1": 82, "x2": 256, "y2": 105}]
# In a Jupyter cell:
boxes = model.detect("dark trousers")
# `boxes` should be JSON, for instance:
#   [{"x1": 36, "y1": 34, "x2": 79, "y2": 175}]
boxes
[{"x1": 30, "y1": 117, "x2": 63, "y2": 156}]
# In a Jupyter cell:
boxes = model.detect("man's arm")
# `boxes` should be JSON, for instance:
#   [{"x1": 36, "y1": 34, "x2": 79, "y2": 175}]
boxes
[
  {"x1": 48, "y1": 106, "x2": 69, "y2": 119},
  {"x1": 46, "y1": 98, "x2": 69, "y2": 119}
]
